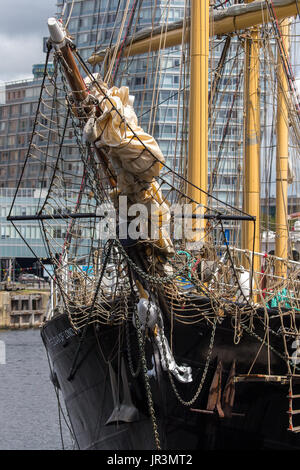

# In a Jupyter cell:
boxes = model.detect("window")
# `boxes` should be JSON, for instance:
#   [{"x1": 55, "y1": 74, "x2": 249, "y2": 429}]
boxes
[
  {"x1": 2, "y1": 107, "x2": 9, "y2": 118},
  {"x1": 162, "y1": 75, "x2": 172, "y2": 86},
  {"x1": 30, "y1": 226, "x2": 38, "y2": 239},
  {"x1": 68, "y1": 19, "x2": 78, "y2": 32},
  {"x1": 21, "y1": 300, "x2": 29, "y2": 310},
  {"x1": 26, "y1": 87, "x2": 40, "y2": 98},
  {"x1": 17, "y1": 135, "x2": 25, "y2": 146},
  {"x1": 78, "y1": 33, "x2": 89, "y2": 44},
  {"x1": 20, "y1": 119, "x2": 27, "y2": 131},
  {"x1": 54, "y1": 227, "x2": 62, "y2": 238},
  {"x1": 96, "y1": 0, "x2": 108, "y2": 8},
  {"x1": 12, "y1": 300, "x2": 19, "y2": 311},
  {"x1": 109, "y1": 0, "x2": 119, "y2": 8},
  {"x1": 174, "y1": 9, "x2": 183, "y2": 20},
  {"x1": 107, "y1": 13, "x2": 116, "y2": 23},
  {"x1": 32, "y1": 299, "x2": 41, "y2": 310},
  {"x1": 8, "y1": 135, "x2": 15, "y2": 146},
  {"x1": 222, "y1": 176, "x2": 237, "y2": 186},
  {"x1": 82, "y1": 0, "x2": 94, "y2": 14},
  {"x1": 25, "y1": 226, "x2": 31, "y2": 238},
  {"x1": 31, "y1": 103, "x2": 38, "y2": 114},
  {"x1": 79, "y1": 17, "x2": 91, "y2": 29},
  {"x1": 0, "y1": 152, "x2": 8, "y2": 161},
  {"x1": 9, "y1": 166, "x2": 16, "y2": 177},
  {"x1": 9, "y1": 89, "x2": 25, "y2": 100},
  {"x1": 19, "y1": 150, "x2": 26, "y2": 161},
  {"x1": 90, "y1": 32, "x2": 97, "y2": 44},
  {"x1": 135, "y1": 77, "x2": 146, "y2": 86},
  {"x1": 40, "y1": 117, "x2": 48, "y2": 126},
  {"x1": 9, "y1": 120, "x2": 17, "y2": 133},
  {"x1": 11, "y1": 105, "x2": 19, "y2": 116},
  {"x1": 11, "y1": 151, "x2": 18, "y2": 161},
  {"x1": 104, "y1": 30, "x2": 111, "y2": 40},
  {"x1": 71, "y1": 2, "x2": 81, "y2": 16},
  {"x1": 21, "y1": 103, "x2": 30, "y2": 115},
  {"x1": 10, "y1": 225, "x2": 18, "y2": 238},
  {"x1": 93, "y1": 15, "x2": 98, "y2": 26}
]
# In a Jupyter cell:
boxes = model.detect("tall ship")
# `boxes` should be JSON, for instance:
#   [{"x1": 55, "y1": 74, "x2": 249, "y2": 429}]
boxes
[{"x1": 7, "y1": 0, "x2": 300, "y2": 449}]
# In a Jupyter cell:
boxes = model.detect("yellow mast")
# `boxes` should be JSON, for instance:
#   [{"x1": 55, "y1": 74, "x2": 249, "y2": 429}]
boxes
[
  {"x1": 186, "y1": 0, "x2": 209, "y2": 243},
  {"x1": 275, "y1": 19, "x2": 290, "y2": 276},
  {"x1": 243, "y1": 0, "x2": 260, "y2": 288}
]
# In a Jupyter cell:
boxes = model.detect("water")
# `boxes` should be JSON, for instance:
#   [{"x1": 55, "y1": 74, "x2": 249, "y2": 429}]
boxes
[{"x1": 0, "y1": 328, "x2": 73, "y2": 450}]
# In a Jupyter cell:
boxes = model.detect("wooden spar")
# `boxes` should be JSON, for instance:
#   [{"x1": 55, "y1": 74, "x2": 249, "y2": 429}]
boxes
[
  {"x1": 243, "y1": 0, "x2": 260, "y2": 288},
  {"x1": 59, "y1": 45, "x2": 89, "y2": 103},
  {"x1": 186, "y1": 0, "x2": 209, "y2": 243},
  {"x1": 88, "y1": 0, "x2": 299, "y2": 64},
  {"x1": 212, "y1": 0, "x2": 298, "y2": 36},
  {"x1": 47, "y1": 19, "x2": 117, "y2": 188},
  {"x1": 65, "y1": 47, "x2": 117, "y2": 187},
  {"x1": 103, "y1": 28, "x2": 189, "y2": 64},
  {"x1": 275, "y1": 19, "x2": 290, "y2": 276},
  {"x1": 62, "y1": 45, "x2": 117, "y2": 188}
]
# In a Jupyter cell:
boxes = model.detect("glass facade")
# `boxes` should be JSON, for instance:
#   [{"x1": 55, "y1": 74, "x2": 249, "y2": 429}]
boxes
[
  {"x1": 0, "y1": 0, "x2": 255, "y2": 258},
  {"x1": 208, "y1": 37, "x2": 244, "y2": 210},
  {"x1": 0, "y1": 1, "x2": 246, "y2": 202},
  {"x1": 55, "y1": 0, "x2": 245, "y2": 210},
  {"x1": 57, "y1": 0, "x2": 186, "y2": 183}
]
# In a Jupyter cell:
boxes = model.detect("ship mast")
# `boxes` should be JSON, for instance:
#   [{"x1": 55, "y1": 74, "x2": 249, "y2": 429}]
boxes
[
  {"x1": 275, "y1": 19, "x2": 290, "y2": 276},
  {"x1": 48, "y1": 19, "x2": 117, "y2": 189},
  {"x1": 243, "y1": 0, "x2": 261, "y2": 284},
  {"x1": 187, "y1": 0, "x2": 209, "y2": 242}
]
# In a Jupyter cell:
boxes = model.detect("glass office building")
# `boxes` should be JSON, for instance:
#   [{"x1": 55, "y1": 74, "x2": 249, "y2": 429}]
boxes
[
  {"x1": 0, "y1": 0, "x2": 247, "y2": 264},
  {"x1": 56, "y1": 0, "x2": 186, "y2": 173},
  {"x1": 56, "y1": 0, "x2": 244, "y2": 207}
]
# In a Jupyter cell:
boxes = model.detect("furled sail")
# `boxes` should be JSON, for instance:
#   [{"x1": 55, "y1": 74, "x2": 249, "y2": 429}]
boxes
[{"x1": 83, "y1": 74, "x2": 174, "y2": 257}]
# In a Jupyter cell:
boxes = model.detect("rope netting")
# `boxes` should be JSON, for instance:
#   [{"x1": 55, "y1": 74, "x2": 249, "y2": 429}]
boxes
[{"x1": 7, "y1": 2, "x2": 300, "y2": 377}]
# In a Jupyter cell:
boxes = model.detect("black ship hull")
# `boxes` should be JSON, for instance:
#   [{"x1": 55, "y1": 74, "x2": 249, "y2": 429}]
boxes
[{"x1": 41, "y1": 306, "x2": 300, "y2": 450}]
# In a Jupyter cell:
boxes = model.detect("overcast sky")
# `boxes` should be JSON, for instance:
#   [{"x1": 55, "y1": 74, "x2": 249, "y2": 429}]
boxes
[{"x1": 0, "y1": 0, "x2": 57, "y2": 83}]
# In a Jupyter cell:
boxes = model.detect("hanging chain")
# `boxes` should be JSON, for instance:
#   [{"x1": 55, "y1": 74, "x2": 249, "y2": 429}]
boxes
[
  {"x1": 133, "y1": 304, "x2": 161, "y2": 450},
  {"x1": 158, "y1": 316, "x2": 217, "y2": 406}
]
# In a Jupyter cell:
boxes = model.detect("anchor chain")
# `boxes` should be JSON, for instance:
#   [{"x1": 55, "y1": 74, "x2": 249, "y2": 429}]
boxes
[
  {"x1": 133, "y1": 303, "x2": 161, "y2": 450},
  {"x1": 158, "y1": 316, "x2": 217, "y2": 406}
]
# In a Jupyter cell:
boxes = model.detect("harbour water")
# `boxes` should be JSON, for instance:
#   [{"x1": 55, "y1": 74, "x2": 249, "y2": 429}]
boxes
[{"x1": 0, "y1": 328, "x2": 73, "y2": 450}]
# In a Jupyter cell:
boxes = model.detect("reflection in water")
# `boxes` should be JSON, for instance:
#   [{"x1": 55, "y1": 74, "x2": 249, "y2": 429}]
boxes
[{"x1": 0, "y1": 328, "x2": 73, "y2": 450}]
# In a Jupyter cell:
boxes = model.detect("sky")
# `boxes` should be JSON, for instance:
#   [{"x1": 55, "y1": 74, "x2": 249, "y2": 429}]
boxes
[{"x1": 0, "y1": 0, "x2": 57, "y2": 83}]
